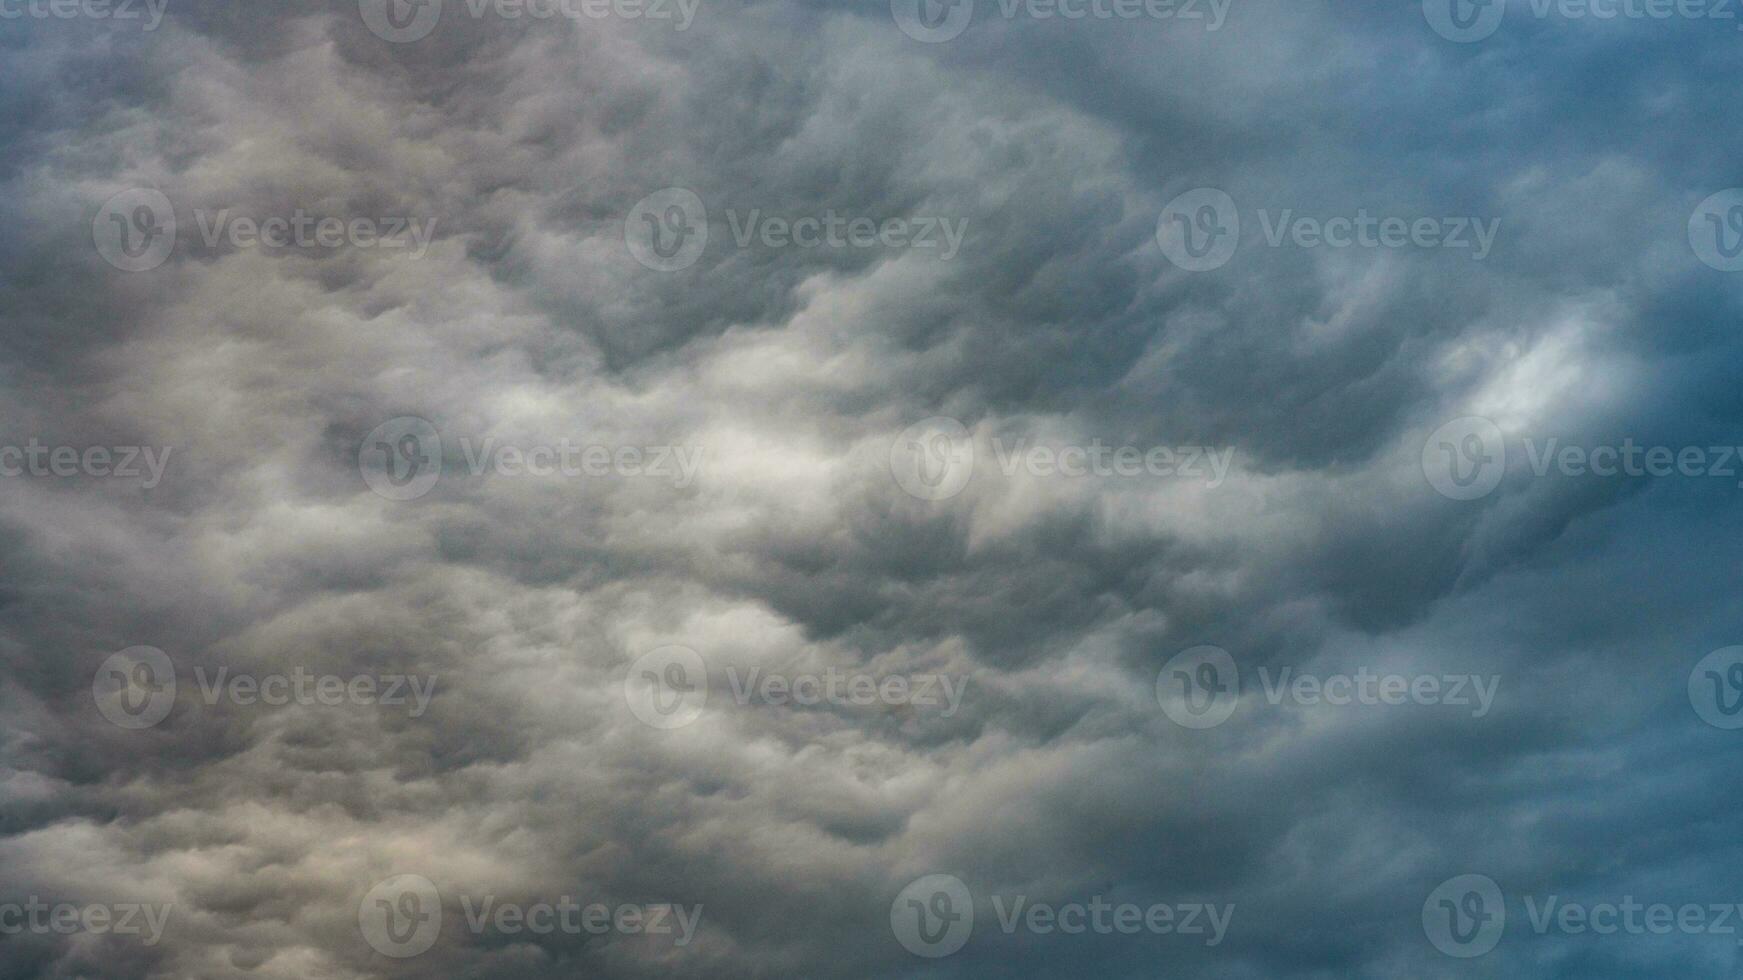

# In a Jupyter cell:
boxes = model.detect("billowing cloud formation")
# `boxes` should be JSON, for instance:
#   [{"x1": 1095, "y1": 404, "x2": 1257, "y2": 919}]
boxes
[{"x1": 2, "y1": 0, "x2": 1743, "y2": 977}]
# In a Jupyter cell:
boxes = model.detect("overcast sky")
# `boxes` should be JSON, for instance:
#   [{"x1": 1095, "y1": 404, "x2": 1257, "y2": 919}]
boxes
[{"x1": 3, "y1": 0, "x2": 1743, "y2": 977}]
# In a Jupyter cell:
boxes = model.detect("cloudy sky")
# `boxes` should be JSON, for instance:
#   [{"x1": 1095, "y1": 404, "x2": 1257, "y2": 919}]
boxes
[{"x1": 3, "y1": 0, "x2": 1743, "y2": 976}]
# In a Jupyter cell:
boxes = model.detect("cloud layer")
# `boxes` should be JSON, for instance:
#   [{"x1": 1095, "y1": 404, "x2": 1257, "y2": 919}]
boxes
[{"x1": 2, "y1": 0, "x2": 1742, "y2": 977}]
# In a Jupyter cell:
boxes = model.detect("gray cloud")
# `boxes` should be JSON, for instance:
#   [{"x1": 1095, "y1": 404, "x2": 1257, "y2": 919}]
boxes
[{"x1": 2, "y1": 0, "x2": 1741, "y2": 977}]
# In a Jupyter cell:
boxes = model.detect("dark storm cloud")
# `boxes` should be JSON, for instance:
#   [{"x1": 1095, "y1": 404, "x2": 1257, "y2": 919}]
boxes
[{"x1": 1, "y1": 0, "x2": 1741, "y2": 977}]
